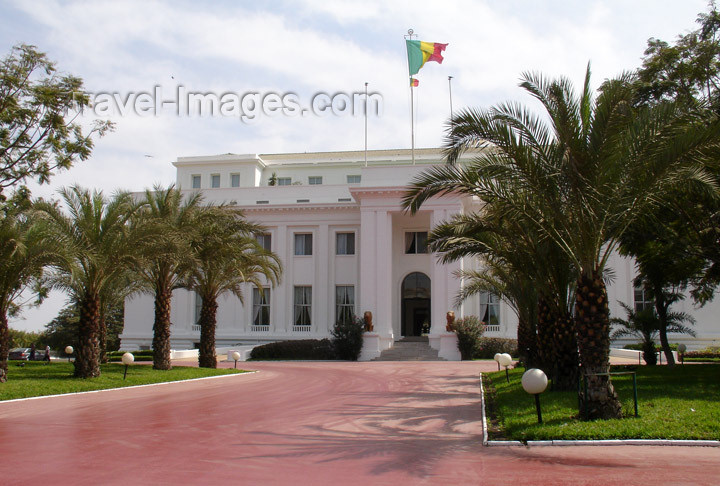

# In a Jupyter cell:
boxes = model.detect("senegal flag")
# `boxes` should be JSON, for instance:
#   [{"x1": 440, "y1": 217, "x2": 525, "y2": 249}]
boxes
[{"x1": 406, "y1": 40, "x2": 448, "y2": 76}]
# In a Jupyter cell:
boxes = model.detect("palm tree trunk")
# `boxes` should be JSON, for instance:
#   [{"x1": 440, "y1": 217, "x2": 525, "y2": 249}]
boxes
[
  {"x1": 553, "y1": 311, "x2": 579, "y2": 391},
  {"x1": 654, "y1": 288, "x2": 675, "y2": 366},
  {"x1": 536, "y1": 296, "x2": 556, "y2": 376},
  {"x1": 98, "y1": 312, "x2": 108, "y2": 364},
  {"x1": 152, "y1": 285, "x2": 173, "y2": 370},
  {"x1": 198, "y1": 295, "x2": 218, "y2": 368},
  {"x1": 516, "y1": 315, "x2": 538, "y2": 369},
  {"x1": 75, "y1": 292, "x2": 101, "y2": 378},
  {"x1": 575, "y1": 271, "x2": 622, "y2": 419},
  {"x1": 0, "y1": 311, "x2": 9, "y2": 383}
]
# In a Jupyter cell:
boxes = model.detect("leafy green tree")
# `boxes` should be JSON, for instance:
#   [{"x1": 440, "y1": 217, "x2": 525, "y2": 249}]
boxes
[
  {"x1": 0, "y1": 199, "x2": 54, "y2": 382},
  {"x1": 0, "y1": 44, "x2": 112, "y2": 198},
  {"x1": 610, "y1": 301, "x2": 696, "y2": 365},
  {"x1": 44, "y1": 302, "x2": 123, "y2": 355},
  {"x1": 35, "y1": 187, "x2": 141, "y2": 378},
  {"x1": 133, "y1": 185, "x2": 203, "y2": 370},
  {"x1": 628, "y1": 3, "x2": 720, "y2": 306},
  {"x1": 404, "y1": 66, "x2": 720, "y2": 419},
  {"x1": 186, "y1": 208, "x2": 281, "y2": 368},
  {"x1": 634, "y1": 3, "x2": 720, "y2": 107},
  {"x1": 618, "y1": 208, "x2": 705, "y2": 365}
]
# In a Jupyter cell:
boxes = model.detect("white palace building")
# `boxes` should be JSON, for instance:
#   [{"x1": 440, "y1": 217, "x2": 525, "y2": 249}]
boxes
[{"x1": 120, "y1": 148, "x2": 720, "y2": 355}]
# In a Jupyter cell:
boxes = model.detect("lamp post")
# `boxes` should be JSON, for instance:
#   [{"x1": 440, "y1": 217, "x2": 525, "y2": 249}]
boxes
[
  {"x1": 493, "y1": 353, "x2": 501, "y2": 371},
  {"x1": 522, "y1": 368, "x2": 548, "y2": 424},
  {"x1": 231, "y1": 351, "x2": 241, "y2": 369},
  {"x1": 122, "y1": 352, "x2": 134, "y2": 380},
  {"x1": 497, "y1": 353, "x2": 513, "y2": 383},
  {"x1": 678, "y1": 343, "x2": 687, "y2": 365},
  {"x1": 65, "y1": 346, "x2": 73, "y2": 363}
]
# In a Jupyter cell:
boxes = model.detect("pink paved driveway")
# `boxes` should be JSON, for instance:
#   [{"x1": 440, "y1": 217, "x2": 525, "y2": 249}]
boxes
[{"x1": 0, "y1": 361, "x2": 718, "y2": 485}]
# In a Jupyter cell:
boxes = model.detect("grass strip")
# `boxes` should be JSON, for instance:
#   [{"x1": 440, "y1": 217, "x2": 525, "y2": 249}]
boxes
[
  {"x1": 0, "y1": 361, "x2": 245, "y2": 401},
  {"x1": 485, "y1": 364, "x2": 720, "y2": 441}
]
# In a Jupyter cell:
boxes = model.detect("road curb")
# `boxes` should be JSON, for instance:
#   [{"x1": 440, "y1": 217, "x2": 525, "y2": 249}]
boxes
[
  {"x1": 0, "y1": 370, "x2": 257, "y2": 405},
  {"x1": 479, "y1": 372, "x2": 720, "y2": 447}
]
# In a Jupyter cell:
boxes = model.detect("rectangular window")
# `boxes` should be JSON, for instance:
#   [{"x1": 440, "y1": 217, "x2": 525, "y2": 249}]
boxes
[
  {"x1": 634, "y1": 283, "x2": 654, "y2": 313},
  {"x1": 192, "y1": 175, "x2": 201, "y2": 189},
  {"x1": 336, "y1": 232, "x2": 355, "y2": 255},
  {"x1": 194, "y1": 292, "x2": 203, "y2": 324},
  {"x1": 252, "y1": 287, "x2": 270, "y2": 326},
  {"x1": 294, "y1": 233, "x2": 313, "y2": 255},
  {"x1": 211, "y1": 174, "x2": 220, "y2": 188},
  {"x1": 480, "y1": 292, "x2": 501, "y2": 328},
  {"x1": 336, "y1": 285, "x2": 355, "y2": 325},
  {"x1": 277, "y1": 177, "x2": 292, "y2": 186},
  {"x1": 308, "y1": 176, "x2": 323, "y2": 185},
  {"x1": 347, "y1": 175, "x2": 361, "y2": 184},
  {"x1": 294, "y1": 286, "x2": 312, "y2": 326},
  {"x1": 405, "y1": 231, "x2": 428, "y2": 254},
  {"x1": 231, "y1": 173, "x2": 240, "y2": 187},
  {"x1": 255, "y1": 233, "x2": 271, "y2": 251}
]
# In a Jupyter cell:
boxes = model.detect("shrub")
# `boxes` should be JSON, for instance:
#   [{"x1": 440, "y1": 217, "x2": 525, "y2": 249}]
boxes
[
  {"x1": 623, "y1": 343, "x2": 679, "y2": 351},
  {"x1": 685, "y1": 349, "x2": 720, "y2": 359},
  {"x1": 107, "y1": 350, "x2": 154, "y2": 362},
  {"x1": 249, "y1": 339, "x2": 336, "y2": 360},
  {"x1": 475, "y1": 337, "x2": 518, "y2": 359},
  {"x1": 454, "y1": 316, "x2": 485, "y2": 360},
  {"x1": 332, "y1": 316, "x2": 365, "y2": 361}
]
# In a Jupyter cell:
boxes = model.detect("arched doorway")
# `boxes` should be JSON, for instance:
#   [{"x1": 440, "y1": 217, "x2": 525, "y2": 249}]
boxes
[{"x1": 401, "y1": 272, "x2": 431, "y2": 337}]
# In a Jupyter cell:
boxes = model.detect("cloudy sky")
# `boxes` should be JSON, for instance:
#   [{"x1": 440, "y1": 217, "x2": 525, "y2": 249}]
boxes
[{"x1": 1, "y1": 0, "x2": 710, "y2": 331}]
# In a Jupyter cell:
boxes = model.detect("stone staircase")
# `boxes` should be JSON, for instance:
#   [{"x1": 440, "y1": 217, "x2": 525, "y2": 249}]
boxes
[{"x1": 372, "y1": 336, "x2": 445, "y2": 361}]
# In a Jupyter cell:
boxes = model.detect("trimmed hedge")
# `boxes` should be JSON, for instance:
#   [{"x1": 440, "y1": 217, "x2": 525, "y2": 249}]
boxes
[
  {"x1": 685, "y1": 350, "x2": 720, "y2": 359},
  {"x1": 454, "y1": 316, "x2": 485, "y2": 360},
  {"x1": 624, "y1": 343, "x2": 679, "y2": 351},
  {"x1": 108, "y1": 350, "x2": 154, "y2": 362},
  {"x1": 475, "y1": 337, "x2": 518, "y2": 359},
  {"x1": 250, "y1": 339, "x2": 336, "y2": 360}
]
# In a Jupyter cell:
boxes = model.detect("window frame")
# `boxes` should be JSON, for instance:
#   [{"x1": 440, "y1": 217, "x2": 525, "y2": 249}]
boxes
[
  {"x1": 405, "y1": 231, "x2": 429, "y2": 254},
  {"x1": 277, "y1": 177, "x2": 292, "y2": 186},
  {"x1": 479, "y1": 292, "x2": 501, "y2": 327},
  {"x1": 211, "y1": 174, "x2": 221, "y2": 188},
  {"x1": 231, "y1": 173, "x2": 240, "y2": 187},
  {"x1": 346, "y1": 175, "x2": 361, "y2": 184},
  {"x1": 252, "y1": 287, "x2": 271, "y2": 326},
  {"x1": 294, "y1": 233, "x2": 313, "y2": 256},
  {"x1": 255, "y1": 233, "x2": 272, "y2": 251},
  {"x1": 336, "y1": 232, "x2": 355, "y2": 255},
  {"x1": 293, "y1": 286, "x2": 312, "y2": 326},
  {"x1": 191, "y1": 175, "x2": 201, "y2": 189},
  {"x1": 308, "y1": 176, "x2": 323, "y2": 185},
  {"x1": 335, "y1": 285, "x2": 355, "y2": 325}
]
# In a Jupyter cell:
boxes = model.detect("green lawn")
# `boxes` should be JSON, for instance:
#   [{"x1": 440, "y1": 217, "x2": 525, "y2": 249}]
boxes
[
  {"x1": 0, "y1": 361, "x2": 246, "y2": 401},
  {"x1": 484, "y1": 364, "x2": 720, "y2": 441}
]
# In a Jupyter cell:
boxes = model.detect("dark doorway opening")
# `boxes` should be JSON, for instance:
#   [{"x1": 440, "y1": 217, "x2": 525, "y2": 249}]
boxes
[{"x1": 401, "y1": 272, "x2": 431, "y2": 337}]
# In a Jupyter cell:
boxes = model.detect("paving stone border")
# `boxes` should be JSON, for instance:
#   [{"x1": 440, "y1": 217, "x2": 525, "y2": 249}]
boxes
[{"x1": 478, "y1": 372, "x2": 720, "y2": 447}]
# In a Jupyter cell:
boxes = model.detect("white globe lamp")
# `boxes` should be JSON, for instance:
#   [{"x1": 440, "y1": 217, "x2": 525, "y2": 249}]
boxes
[{"x1": 521, "y1": 368, "x2": 548, "y2": 423}]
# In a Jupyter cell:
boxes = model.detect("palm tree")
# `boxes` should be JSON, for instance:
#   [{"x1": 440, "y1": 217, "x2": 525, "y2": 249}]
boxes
[
  {"x1": 429, "y1": 210, "x2": 578, "y2": 389},
  {"x1": 133, "y1": 185, "x2": 203, "y2": 370},
  {"x1": 35, "y1": 186, "x2": 141, "y2": 378},
  {"x1": 186, "y1": 208, "x2": 281, "y2": 368},
  {"x1": 610, "y1": 301, "x2": 696, "y2": 365},
  {"x1": 0, "y1": 202, "x2": 54, "y2": 382},
  {"x1": 403, "y1": 65, "x2": 720, "y2": 419}
]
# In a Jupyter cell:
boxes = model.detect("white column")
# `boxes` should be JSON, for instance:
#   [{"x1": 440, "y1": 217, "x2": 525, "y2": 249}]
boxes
[
  {"x1": 317, "y1": 223, "x2": 330, "y2": 334},
  {"x1": 359, "y1": 208, "x2": 377, "y2": 319},
  {"x1": 429, "y1": 208, "x2": 463, "y2": 350},
  {"x1": 275, "y1": 224, "x2": 288, "y2": 333},
  {"x1": 375, "y1": 210, "x2": 394, "y2": 349}
]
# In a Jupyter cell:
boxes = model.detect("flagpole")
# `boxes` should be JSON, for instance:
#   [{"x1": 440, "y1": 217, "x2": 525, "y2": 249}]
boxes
[
  {"x1": 406, "y1": 29, "x2": 416, "y2": 166},
  {"x1": 448, "y1": 75, "x2": 454, "y2": 122},
  {"x1": 364, "y1": 82, "x2": 368, "y2": 167}
]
